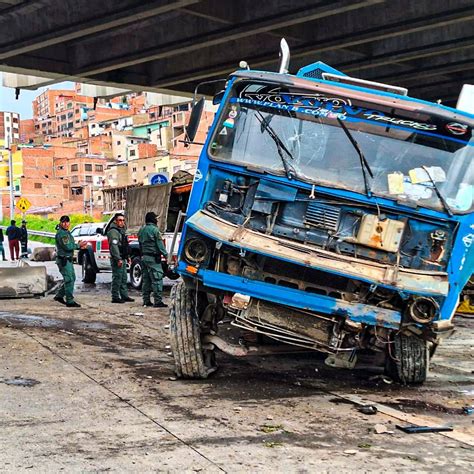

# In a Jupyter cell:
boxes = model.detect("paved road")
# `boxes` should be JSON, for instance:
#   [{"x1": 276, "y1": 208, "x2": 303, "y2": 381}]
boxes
[{"x1": 0, "y1": 279, "x2": 473, "y2": 471}]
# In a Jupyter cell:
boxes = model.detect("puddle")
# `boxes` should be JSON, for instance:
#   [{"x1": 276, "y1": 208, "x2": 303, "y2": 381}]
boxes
[
  {"x1": 0, "y1": 377, "x2": 40, "y2": 387},
  {"x1": 0, "y1": 312, "x2": 116, "y2": 331}
]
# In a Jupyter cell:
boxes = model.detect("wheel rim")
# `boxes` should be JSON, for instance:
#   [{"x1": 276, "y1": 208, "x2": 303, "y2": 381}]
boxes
[{"x1": 132, "y1": 263, "x2": 142, "y2": 286}]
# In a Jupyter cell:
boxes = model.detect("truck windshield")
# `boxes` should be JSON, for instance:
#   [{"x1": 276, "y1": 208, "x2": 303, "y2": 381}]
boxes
[{"x1": 208, "y1": 80, "x2": 474, "y2": 214}]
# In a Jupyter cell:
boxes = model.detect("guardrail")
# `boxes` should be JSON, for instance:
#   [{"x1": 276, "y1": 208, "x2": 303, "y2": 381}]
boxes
[{"x1": 0, "y1": 225, "x2": 55, "y2": 238}]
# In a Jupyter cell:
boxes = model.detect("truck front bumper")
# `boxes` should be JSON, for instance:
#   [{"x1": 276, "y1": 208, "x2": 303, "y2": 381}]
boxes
[{"x1": 179, "y1": 263, "x2": 401, "y2": 329}]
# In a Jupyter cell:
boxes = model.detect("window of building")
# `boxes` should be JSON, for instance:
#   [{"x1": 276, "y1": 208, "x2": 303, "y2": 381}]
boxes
[
  {"x1": 97, "y1": 195, "x2": 102, "y2": 201},
  {"x1": 116, "y1": 140, "x2": 121, "y2": 145},
  {"x1": 158, "y1": 167, "x2": 167, "y2": 173},
  {"x1": 132, "y1": 167, "x2": 137, "y2": 172},
  {"x1": 85, "y1": 164, "x2": 92, "y2": 171},
  {"x1": 142, "y1": 166, "x2": 146, "y2": 171},
  {"x1": 71, "y1": 164, "x2": 78, "y2": 172},
  {"x1": 129, "y1": 149, "x2": 136, "y2": 157},
  {"x1": 57, "y1": 165, "x2": 64, "y2": 171},
  {"x1": 95, "y1": 165, "x2": 103, "y2": 172},
  {"x1": 71, "y1": 176, "x2": 78, "y2": 183},
  {"x1": 71, "y1": 187, "x2": 82, "y2": 195},
  {"x1": 85, "y1": 175, "x2": 93, "y2": 183},
  {"x1": 67, "y1": 102, "x2": 73, "y2": 108},
  {"x1": 34, "y1": 183, "x2": 42, "y2": 189}
]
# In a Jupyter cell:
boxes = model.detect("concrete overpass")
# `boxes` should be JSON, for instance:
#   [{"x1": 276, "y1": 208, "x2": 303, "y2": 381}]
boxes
[{"x1": 0, "y1": 0, "x2": 473, "y2": 105}]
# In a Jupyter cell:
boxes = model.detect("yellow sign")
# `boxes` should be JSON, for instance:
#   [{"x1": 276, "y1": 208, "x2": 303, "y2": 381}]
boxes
[{"x1": 16, "y1": 197, "x2": 31, "y2": 213}]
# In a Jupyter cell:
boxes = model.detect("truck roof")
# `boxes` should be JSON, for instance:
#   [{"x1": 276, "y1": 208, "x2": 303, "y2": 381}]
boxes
[{"x1": 230, "y1": 70, "x2": 474, "y2": 125}]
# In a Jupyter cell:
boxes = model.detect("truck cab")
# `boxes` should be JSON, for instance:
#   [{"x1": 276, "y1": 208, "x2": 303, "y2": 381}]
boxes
[{"x1": 170, "y1": 42, "x2": 474, "y2": 384}]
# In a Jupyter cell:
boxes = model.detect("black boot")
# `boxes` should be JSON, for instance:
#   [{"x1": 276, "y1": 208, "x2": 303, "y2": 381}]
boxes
[
  {"x1": 66, "y1": 301, "x2": 81, "y2": 308},
  {"x1": 54, "y1": 296, "x2": 66, "y2": 305},
  {"x1": 111, "y1": 298, "x2": 124, "y2": 303},
  {"x1": 153, "y1": 301, "x2": 168, "y2": 308},
  {"x1": 121, "y1": 297, "x2": 135, "y2": 302}
]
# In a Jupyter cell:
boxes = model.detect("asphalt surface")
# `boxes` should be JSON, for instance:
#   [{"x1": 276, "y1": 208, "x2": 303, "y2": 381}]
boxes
[{"x1": 0, "y1": 241, "x2": 473, "y2": 472}]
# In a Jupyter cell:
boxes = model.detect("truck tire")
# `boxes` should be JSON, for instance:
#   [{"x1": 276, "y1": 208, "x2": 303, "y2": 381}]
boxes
[
  {"x1": 169, "y1": 281, "x2": 217, "y2": 379},
  {"x1": 385, "y1": 334, "x2": 429, "y2": 385},
  {"x1": 130, "y1": 257, "x2": 142, "y2": 290},
  {"x1": 82, "y1": 255, "x2": 97, "y2": 284}
]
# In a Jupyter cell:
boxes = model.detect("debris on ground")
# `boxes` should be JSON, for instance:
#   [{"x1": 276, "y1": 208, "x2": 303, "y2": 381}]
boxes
[
  {"x1": 396, "y1": 424, "x2": 454, "y2": 434},
  {"x1": 369, "y1": 374, "x2": 393, "y2": 384},
  {"x1": 343, "y1": 449, "x2": 358, "y2": 455},
  {"x1": 0, "y1": 377, "x2": 41, "y2": 387},
  {"x1": 374, "y1": 424, "x2": 393, "y2": 434},
  {"x1": 358, "y1": 405, "x2": 378, "y2": 415}
]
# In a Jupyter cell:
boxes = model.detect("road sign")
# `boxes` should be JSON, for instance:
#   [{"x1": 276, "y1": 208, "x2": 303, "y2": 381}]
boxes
[
  {"x1": 16, "y1": 197, "x2": 31, "y2": 213},
  {"x1": 150, "y1": 173, "x2": 168, "y2": 185}
]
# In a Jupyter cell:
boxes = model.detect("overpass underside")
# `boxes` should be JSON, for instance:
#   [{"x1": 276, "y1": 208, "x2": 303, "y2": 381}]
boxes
[{"x1": 0, "y1": 0, "x2": 473, "y2": 104}]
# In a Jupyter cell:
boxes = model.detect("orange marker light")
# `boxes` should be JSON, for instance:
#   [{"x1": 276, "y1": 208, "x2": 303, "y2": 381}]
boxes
[{"x1": 186, "y1": 265, "x2": 198, "y2": 274}]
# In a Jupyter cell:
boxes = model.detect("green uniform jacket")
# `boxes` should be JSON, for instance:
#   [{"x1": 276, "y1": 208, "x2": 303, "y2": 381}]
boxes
[
  {"x1": 138, "y1": 223, "x2": 168, "y2": 258},
  {"x1": 107, "y1": 222, "x2": 128, "y2": 261},
  {"x1": 55, "y1": 227, "x2": 79, "y2": 257}
]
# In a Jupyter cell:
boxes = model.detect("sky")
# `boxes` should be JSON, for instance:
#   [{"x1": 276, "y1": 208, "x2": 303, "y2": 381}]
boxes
[{"x1": 0, "y1": 73, "x2": 74, "y2": 119}]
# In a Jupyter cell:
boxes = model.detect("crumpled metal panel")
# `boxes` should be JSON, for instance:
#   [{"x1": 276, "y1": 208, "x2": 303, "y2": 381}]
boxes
[{"x1": 187, "y1": 210, "x2": 449, "y2": 297}]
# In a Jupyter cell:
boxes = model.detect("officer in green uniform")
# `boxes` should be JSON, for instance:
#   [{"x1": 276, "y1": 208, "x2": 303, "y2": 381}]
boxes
[
  {"x1": 54, "y1": 215, "x2": 86, "y2": 308},
  {"x1": 107, "y1": 213, "x2": 134, "y2": 304},
  {"x1": 138, "y1": 212, "x2": 168, "y2": 308}
]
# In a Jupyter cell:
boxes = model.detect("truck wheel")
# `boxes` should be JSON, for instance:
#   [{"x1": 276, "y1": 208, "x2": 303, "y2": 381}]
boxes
[
  {"x1": 82, "y1": 255, "x2": 97, "y2": 284},
  {"x1": 169, "y1": 281, "x2": 217, "y2": 379},
  {"x1": 130, "y1": 257, "x2": 142, "y2": 290},
  {"x1": 385, "y1": 333, "x2": 429, "y2": 385}
]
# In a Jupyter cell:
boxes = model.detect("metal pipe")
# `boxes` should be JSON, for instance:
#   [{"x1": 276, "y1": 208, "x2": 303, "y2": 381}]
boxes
[{"x1": 278, "y1": 38, "x2": 290, "y2": 74}]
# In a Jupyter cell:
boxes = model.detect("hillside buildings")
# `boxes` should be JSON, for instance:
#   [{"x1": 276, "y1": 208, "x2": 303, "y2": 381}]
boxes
[{"x1": 0, "y1": 85, "x2": 215, "y2": 218}]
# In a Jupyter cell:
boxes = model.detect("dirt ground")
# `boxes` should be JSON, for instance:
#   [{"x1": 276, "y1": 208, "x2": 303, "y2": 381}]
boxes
[{"x1": 0, "y1": 263, "x2": 473, "y2": 472}]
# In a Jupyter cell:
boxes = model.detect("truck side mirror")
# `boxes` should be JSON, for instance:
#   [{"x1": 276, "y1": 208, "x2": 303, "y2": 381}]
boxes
[
  {"x1": 186, "y1": 97, "x2": 205, "y2": 143},
  {"x1": 213, "y1": 90, "x2": 225, "y2": 105},
  {"x1": 96, "y1": 227, "x2": 103, "y2": 235}
]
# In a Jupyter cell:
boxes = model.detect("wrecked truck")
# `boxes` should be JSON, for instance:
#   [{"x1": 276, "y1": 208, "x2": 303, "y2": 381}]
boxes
[{"x1": 169, "y1": 40, "x2": 474, "y2": 384}]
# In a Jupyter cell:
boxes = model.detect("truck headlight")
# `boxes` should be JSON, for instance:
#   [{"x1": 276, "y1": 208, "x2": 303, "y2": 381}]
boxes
[{"x1": 183, "y1": 238, "x2": 209, "y2": 264}]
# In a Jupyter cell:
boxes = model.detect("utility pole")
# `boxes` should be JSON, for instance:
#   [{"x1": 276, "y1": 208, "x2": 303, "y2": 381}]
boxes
[{"x1": 6, "y1": 135, "x2": 15, "y2": 220}]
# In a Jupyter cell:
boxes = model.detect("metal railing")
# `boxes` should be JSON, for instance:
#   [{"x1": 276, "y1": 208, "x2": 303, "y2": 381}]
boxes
[{"x1": 0, "y1": 225, "x2": 55, "y2": 238}]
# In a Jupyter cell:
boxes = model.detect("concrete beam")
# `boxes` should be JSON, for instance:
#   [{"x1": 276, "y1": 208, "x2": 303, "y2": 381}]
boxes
[
  {"x1": 0, "y1": 0, "x2": 200, "y2": 60},
  {"x1": 75, "y1": 0, "x2": 384, "y2": 76},
  {"x1": 151, "y1": 4, "x2": 474, "y2": 88}
]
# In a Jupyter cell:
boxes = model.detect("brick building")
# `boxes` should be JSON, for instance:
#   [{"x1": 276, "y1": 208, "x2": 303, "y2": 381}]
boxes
[{"x1": 0, "y1": 111, "x2": 20, "y2": 144}]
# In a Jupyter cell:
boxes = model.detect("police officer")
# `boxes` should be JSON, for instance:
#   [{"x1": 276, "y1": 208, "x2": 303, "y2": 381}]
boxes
[
  {"x1": 107, "y1": 213, "x2": 134, "y2": 304},
  {"x1": 54, "y1": 215, "x2": 86, "y2": 308},
  {"x1": 138, "y1": 212, "x2": 168, "y2": 308}
]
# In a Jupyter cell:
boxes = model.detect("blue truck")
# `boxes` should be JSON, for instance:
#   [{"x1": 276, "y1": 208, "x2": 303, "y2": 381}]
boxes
[{"x1": 169, "y1": 40, "x2": 474, "y2": 384}]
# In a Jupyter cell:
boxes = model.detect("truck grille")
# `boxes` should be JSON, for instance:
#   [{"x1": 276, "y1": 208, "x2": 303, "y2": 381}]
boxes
[{"x1": 305, "y1": 201, "x2": 341, "y2": 232}]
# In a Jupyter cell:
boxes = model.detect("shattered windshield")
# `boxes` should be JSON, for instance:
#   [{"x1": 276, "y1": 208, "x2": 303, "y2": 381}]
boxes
[{"x1": 208, "y1": 80, "x2": 474, "y2": 214}]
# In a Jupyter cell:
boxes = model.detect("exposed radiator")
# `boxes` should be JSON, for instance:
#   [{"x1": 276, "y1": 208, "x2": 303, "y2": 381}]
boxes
[{"x1": 305, "y1": 201, "x2": 341, "y2": 232}]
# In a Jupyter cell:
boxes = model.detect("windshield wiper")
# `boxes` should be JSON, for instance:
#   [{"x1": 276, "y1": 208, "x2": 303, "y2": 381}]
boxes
[
  {"x1": 421, "y1": 166, "x2": 453, "y2": 217},
  {"x1": 256, "y1": 111, "x2": 296, "y2": 180},
  {"x1": 337, "y1": 118, "x2": 374, "y2": 197}
]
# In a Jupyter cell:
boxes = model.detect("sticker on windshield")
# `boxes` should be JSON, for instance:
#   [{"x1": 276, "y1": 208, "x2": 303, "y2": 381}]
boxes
[
  {"x1": 446, "y1": 122, "x2": 469, "y2": 135},
  {"x1": 219, "y1": 127, "x2": 228, "y2": 135},
  {"x1": 194, "y1": 169, "x2": 203, "y2": 182},
  {"x1": 223, "y1": 118, "x2": 235, "y2": 128},
  {"x1": 233, "y1": 84, "x2": 444, "y2": 133}
]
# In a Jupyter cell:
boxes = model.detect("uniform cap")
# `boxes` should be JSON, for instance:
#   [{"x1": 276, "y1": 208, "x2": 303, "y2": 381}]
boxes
[
  {"x1": 59, "y1": 215, "x2": 70, "y2": 223},
  {"x1": 145, "y1": 211, "x2": 158, "y2": 224}
]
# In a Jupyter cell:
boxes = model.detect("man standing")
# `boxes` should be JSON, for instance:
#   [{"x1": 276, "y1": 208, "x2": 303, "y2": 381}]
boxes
[
  {"x1": 54, "y1": 215, "x2": 86, "y2": 308},
  {"x1": 6, "y1": 220, "x2": 20, "y2": 260},
  {"x1": 20, "y1": 220, "x2": 28, "y2": 256},
  {"x1": 107, "y1": 213, "x2": 134, "y2": 304},
  {"x1": 138, "y1": 212, "x2": 168, "y2": 308}
]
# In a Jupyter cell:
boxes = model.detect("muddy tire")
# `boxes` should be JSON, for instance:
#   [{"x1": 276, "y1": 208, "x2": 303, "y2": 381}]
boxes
[
  {"x1": 169, "y1": 281, "x2": 217, "y2": 379},
  {"x1": 385, "y1": 334, "x2": 429, "y2": 385},
  {"x1": 82, "y1": 255, "x2": 97, "y2": 284},
  {"x1": 129, "y1": 257, "x2": 142, "y2": 290}
]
